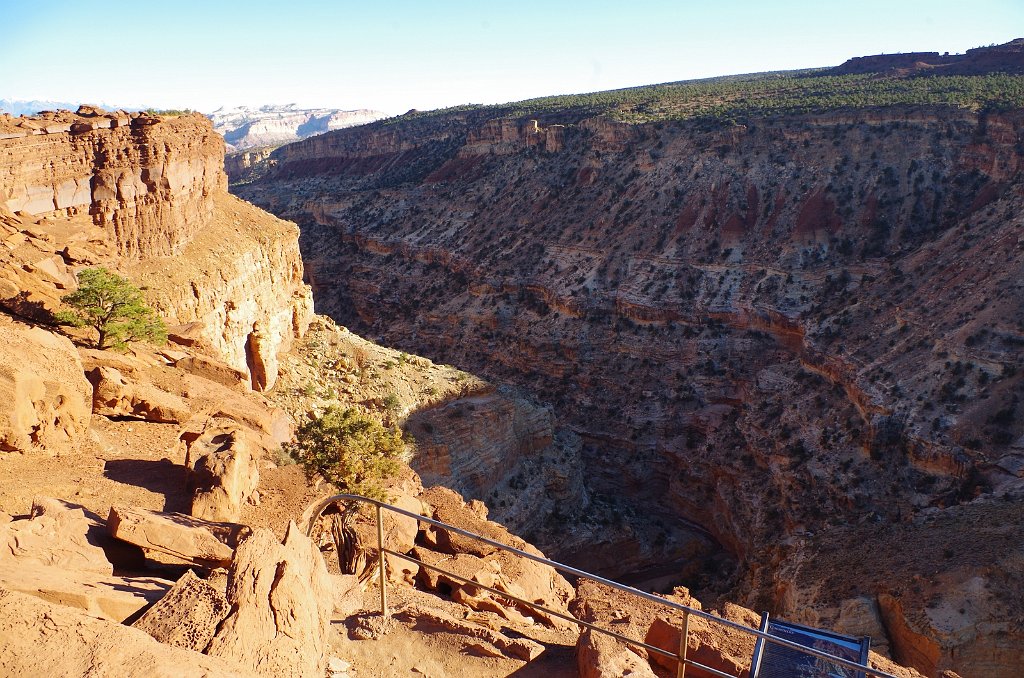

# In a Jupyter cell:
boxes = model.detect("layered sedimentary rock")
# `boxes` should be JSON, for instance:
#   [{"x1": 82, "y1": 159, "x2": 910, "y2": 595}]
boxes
[
  {"x1": 208, "y1": 104, "x2": 385, "y2": 152},
  {"x1": 127, "y1": 193, "x2": 313, "y2": 390},
  {"x1": 0, "y1": 108, "x2": 224, "y2": 259},
  {"x1": 239, "y1": 102, "x2": 1024, "y2": 676},
  {"x1": 0, "y1": 108, "x2": 313, "y2": 392}
]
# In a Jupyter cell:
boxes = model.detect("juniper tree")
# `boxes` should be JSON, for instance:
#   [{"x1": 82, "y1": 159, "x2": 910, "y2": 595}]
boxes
[
  {"x1": 287, "y1": 406, "x2": 410, "y2": 501},
  {"x1": 57, "y1": 267, "x2": 167, "y2": 350}
]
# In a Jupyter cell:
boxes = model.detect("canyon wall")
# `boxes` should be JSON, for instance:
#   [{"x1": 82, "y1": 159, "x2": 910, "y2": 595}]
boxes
[
  {"x1": 126, "y1": 193, "x2": 312, "y2": 391},
  {"x1": 239, "y1": 105, "x2": 1024, "y2": 676},
  {"x1": 0, "y1": 108, "x2": 224, "y2": 259},
  {"x1": 0, "y1": 108, "x2": 311, "y2": 391}
]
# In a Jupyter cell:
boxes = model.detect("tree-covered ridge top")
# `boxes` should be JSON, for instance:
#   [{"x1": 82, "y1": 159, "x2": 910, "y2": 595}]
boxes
[{"x1": 386, "y1": 70, "x2": 1024, "y2": 127}]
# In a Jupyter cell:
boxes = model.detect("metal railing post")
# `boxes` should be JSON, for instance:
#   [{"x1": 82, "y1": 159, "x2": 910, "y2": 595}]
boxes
[
  {"x1": 677, "y1": 609, "x2": 690, "y2": 678},
  {"x1": 375, "y1": 503, "x2": 388, "y2": 616}
]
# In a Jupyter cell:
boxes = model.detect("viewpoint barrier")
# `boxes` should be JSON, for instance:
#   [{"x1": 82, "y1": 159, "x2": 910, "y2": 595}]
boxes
[{"x1": 305, "y1": 493, "x2": 897, "y2": 678}]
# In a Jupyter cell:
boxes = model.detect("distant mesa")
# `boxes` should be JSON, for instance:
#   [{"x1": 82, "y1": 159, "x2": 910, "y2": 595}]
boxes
[
  {"x1": 828, "y1": 38, "x2": 1024, "y2": 76},
  {"x1": 207, "y1": 104, "x2": 387, "y2": 152}
]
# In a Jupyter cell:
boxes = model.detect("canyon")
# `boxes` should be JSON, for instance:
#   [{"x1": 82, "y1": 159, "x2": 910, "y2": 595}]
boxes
[
  {"x1": 0, "y1": 104, "x2": 811, "y2": 678},
  {"x1": 235, "y1": 47, "x2": 1024, "y2": 676},
  {"x1": 0, "y1": 42, "x2": 1021, "y2": 677}
]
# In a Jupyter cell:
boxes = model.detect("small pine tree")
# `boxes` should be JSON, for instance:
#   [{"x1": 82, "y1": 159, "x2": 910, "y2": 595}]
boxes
[
  {"x1": 57, "y1": 267, "x2": 167, "y2": 350},
  {"x1": 287, "y1": 406, "x2": 410, "y2": 501}
]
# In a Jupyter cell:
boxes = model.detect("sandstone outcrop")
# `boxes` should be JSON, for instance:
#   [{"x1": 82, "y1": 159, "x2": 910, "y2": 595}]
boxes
[
  {"x1": 0, "y1": 586, "x2": 250, "y2": 678},
  {"x1": 183, "y1": 420, "x2": 261, "y2": 522},
  {"x1": 132, "y1": 569, "x2": 231, "y2": 652},
  {"x1": 0, "y1": 108, "x2": 224, "y2": 259},
  {"x1": 206, "y1": 522, "x2": 333, "y2": 678},
  {"x1": 0, "y1": 109, "x2": 313, "y2": 395},
  {"x1": 128, "y1": 193, "x2": 313, "y2": 391},
  {"x1": 0, "y1": 318, "x2": 91, "y2": 453}
]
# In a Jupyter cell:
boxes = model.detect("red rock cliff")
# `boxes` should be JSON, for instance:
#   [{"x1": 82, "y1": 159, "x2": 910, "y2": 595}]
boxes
[
  {"x1": 0, "y1": 108, "x2": 312, "y2": 392},
  {"x1": 0, "y1": 108, "x2": 225, "y2": 259}
]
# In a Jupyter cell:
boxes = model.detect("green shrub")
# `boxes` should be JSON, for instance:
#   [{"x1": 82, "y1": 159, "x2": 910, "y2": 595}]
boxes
[
  {"x1": 56, "y1": 267, "x2": 167, "y2": 350},
  {"x1": 287, "y1": 406, "x2": 410, "y2": 501}
]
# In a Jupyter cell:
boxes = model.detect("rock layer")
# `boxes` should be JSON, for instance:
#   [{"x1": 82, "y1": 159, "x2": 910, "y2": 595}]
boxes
[{"x1": 0, "y1": 109, "x2": 224, "y2": 259}]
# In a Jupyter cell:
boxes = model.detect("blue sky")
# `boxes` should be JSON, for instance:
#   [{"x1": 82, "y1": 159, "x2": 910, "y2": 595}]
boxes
[{"x1": 2, "y1": 1, "x2": 1022, "y2": 115}]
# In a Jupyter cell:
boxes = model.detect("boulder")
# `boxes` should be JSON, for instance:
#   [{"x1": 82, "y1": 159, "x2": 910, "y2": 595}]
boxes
[
  {"x1": 0, "y1": 586, "x2": 250, "y2": 677},
  {"x1": 183, "y1": 420, "x2": 260, "y2": 522},
  {"x1": 87, "y1": 365, "x2": 191, "y2": 423},
  {"x1": 107, "y1": 505, "x2": 250, "y2": 568},
  {"x1": 0, "y1": 321, "x2": 90, "y2": 453},
  {"x1": 175, "y1": 353, "x2": 249, "y2": 390},
  {"x1": 0, "y1": 266, "x2": 66, "y2": 321},
  {"x1": 131, "y1": 569, "x2": 230, "y2": 652},
  {"x1": 206, "y1": 522, "x2": 333, "y2": 678}
]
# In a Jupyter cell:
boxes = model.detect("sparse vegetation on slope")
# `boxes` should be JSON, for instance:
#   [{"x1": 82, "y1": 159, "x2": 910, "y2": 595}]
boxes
[{"x1": 387, "y1": 72, "x2": 1024, "y2": 126}]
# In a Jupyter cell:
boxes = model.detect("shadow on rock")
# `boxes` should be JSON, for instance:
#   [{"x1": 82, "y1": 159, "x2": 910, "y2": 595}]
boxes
[{"x1": 103, "y1": 459, "x2": 190, "y2": 513}]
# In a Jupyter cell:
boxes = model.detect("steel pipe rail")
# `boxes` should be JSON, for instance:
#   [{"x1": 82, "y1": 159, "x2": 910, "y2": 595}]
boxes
[{"x1": 306, "y1": 493, "x2": 899, "y2": 678}]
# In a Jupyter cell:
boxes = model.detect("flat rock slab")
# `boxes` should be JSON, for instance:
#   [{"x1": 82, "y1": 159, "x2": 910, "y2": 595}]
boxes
[
  {"x1": 0, "y1": 560, "x2": 171, "y2": 622},
  {"x1": 108, "y1": 505, "x2": 251, "y2": 569},
  {"x1": 0, "y1": 497, "x2": 113, "y2": 575}
]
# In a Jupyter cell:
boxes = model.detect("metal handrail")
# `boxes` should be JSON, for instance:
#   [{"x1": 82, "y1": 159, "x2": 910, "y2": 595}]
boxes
[{"x1": 306, "y1": 493, "x2": 900, "y2": 678}]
